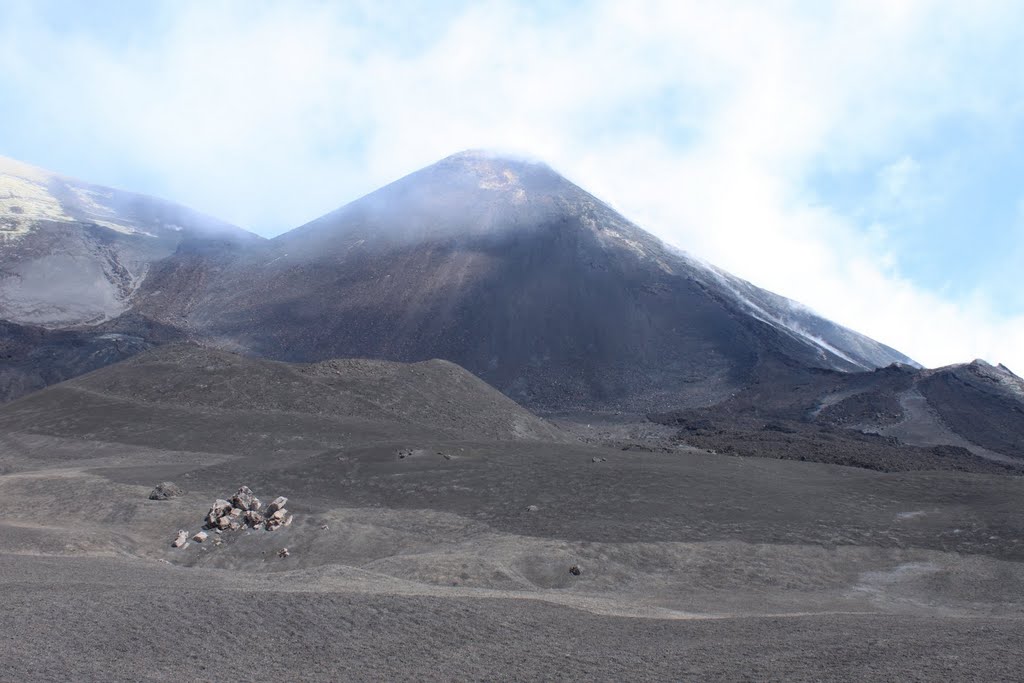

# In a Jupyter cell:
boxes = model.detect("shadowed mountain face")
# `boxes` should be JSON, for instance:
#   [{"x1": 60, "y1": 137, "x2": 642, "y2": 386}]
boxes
[
  {"x1": 135, "y1": 151, "x2": 914, "y2": 412},
  {"x1": 0, "y1": 156, "x2": 259, "y2": 327}
]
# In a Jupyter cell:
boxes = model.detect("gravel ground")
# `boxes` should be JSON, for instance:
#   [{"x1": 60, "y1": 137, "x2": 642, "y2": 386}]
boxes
[{"x1": 2, "y1": 554, "x2": 1023, "y2": 682}]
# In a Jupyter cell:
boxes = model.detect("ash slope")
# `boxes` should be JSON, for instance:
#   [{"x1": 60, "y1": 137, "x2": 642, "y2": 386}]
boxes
[
  {"x1": 0, "y1": 155, "x2": 259, "y2": 327},
  {"x1": 136, "y1": 150, "x2": 914, "y2": 413}
]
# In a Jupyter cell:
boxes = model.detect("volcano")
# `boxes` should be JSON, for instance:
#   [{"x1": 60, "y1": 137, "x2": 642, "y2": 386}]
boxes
[{"x1": 133, "y1": 150, "x2": 914, "y2": 413}]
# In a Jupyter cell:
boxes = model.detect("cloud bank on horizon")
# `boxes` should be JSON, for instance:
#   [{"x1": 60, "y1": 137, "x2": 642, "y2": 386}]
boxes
[{"x1": 0, "y1": 0, "x2": 1022, "y2": 372}]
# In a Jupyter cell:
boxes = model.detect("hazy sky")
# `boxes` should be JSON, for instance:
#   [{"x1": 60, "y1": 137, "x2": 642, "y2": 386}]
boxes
[{"x1": 1, "y1": 0, "x2": 1023, "y2": 371}]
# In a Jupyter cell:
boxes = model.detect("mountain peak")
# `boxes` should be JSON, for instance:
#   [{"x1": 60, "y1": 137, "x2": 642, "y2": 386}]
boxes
[{"x1": 429, "y1": 148, "x2": 561, "y2": 194}]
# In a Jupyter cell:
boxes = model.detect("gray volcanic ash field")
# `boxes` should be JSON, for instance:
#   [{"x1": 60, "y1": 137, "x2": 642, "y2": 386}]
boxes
[{"x1": 1, "y1": 346, "x2": 1023, "y2": 681}]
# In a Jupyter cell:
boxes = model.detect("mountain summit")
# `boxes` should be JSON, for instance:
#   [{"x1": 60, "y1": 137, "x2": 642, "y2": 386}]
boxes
[{"x1": 135, "y1": 151, "x2": 914, "y2": 411}]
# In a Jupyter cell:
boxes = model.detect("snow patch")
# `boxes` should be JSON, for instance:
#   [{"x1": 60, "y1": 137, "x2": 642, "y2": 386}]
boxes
[
  {"x1": 89, "y1": 219, "x2": 154, "y2": 237},
  {"x1": 0, "y1": 173, "x2": 72, "y2": 239},
  {"x1": 697, "y1": 264, "x2": 872, "y2": 370},
  {"x1": 70, "y1": 187, "x2": 116, "y2": 217}
]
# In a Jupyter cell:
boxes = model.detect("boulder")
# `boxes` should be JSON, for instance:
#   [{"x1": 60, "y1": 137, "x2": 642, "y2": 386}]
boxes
[
  {"x1": 228, "y1": 507, "x2": 244, "y2": 518},
  {"x1": 569, "y1": 564, "x2": 582, "y2": 576},
  {"x1": 278, "y1": 547, "x2": 289, "y2": 558},
  {"x1": 269, "y1": 508, "x2": 288, "y2": 522},
  {"x1": 216, "y1": 515, "x2": 231, "y2": 530},
  {"x1": 149, "y1": 482, "x2": 184, "y2": 501},
  {"x1": 283, "y1": 515, "x2": 293, "y2": 527},
  {"x1": 193, "y1": 531, "x2": 208, "y2": 543},
  {"x1": 267, "y1": 496, "x2": 288, "y2": 514},
  {"x1": 205, "y1": 499, "x2": 232, "y2": 525},
  {"x1": 526, "y1": 505, "x2": 540, "y2": 512},
  {"x1": 232, "y1": 486, "x2": 261, "y2": 511},
  {"x1": 171, "y1": 530, "x2": 188, "y2": 548},
  {"x1": 244, "y1": 510, "x2": 265, "y2": 528}
]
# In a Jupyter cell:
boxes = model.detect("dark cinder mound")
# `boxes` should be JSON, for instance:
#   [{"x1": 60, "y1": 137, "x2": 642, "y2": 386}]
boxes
[
  {"x1": 0, "y1": 315, "x2": 184, "y2": 403},
  {"x1": 135, "y1": 150, "x2": 913, "y2": 413},
  {"x1": 0, "y1": 343, "x2": 565, "y2": 445}
]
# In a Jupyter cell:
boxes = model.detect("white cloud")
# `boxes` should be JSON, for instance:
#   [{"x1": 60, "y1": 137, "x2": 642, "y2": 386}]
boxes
[{"x1": 1, "y1": 0, "x2": 1023, "y2": 370}]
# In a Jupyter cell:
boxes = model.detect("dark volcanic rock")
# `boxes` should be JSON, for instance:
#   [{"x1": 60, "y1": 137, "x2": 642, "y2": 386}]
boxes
[{"x1": 148, "y1": 482, "x2": 184, "y2": 500}]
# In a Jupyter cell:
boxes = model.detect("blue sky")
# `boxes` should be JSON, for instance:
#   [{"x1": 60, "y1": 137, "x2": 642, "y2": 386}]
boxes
[{"x1": 1, "y1": 0, "x2": 1022, "y2": 370}]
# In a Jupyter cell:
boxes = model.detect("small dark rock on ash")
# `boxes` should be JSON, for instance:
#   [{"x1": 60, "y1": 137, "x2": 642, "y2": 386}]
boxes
[
  {"x1": 569, "y1": 564, "x2": 582, "y2": 576},
  {"x1": 149, "y1": 482, "x2": 184, "y2": 500}
]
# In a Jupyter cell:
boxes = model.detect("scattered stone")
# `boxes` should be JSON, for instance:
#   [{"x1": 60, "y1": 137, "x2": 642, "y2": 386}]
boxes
[
  {"x1": 267, "y1": 496, "x2": 288, "y2": 514},
  {"x1": 569, "y1": 564, "x2": 582, "y2": 576},
  {"x1": 193, "y1": 531, "x2": 208, "y2": 543},
  {"x1": 321, "y1": 524, "x2": 330, "y2": 531},
  {"x1": 591, "y1": 457, "x2": 607, "y2": 463},
  {"x1": 149, "y1": 482, "x2": 185, "y2": 501},
  {"x1": 442, "y1": 453, "x2": 453, "y2": 460},
  {"x1": 232, "y1": 486, "x2": 261, "y2": 512},
  {"x1": 171, "y1": 530, "x2": 188, "y2": 548},
  {"x1": 526, "y1": 505, "x2": 539, "y2": 512},
  {"x1": 278, "y1": 547, "x2": 289, "y2": 559}
]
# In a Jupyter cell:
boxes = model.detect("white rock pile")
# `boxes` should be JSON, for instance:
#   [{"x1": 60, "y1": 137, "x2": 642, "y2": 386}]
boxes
[{"x1": 170, "y1": 485, "x2": 293, "y2": 549}]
